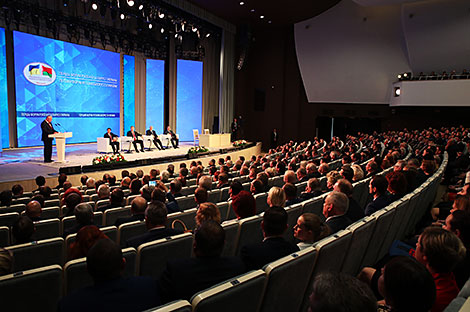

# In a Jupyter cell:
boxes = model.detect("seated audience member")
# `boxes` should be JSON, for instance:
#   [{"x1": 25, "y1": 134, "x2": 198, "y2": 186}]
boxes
[
  {"x1": 364, "y1": 175, "x2": 391, "y2": 216},
  {"x1": 257, "y1": 172, "x2": 270, "y2": 192},
  {"x1": 308, "y1": 273, "x2": 377, "y2": 312},
  {"x1": 68, "y1": 225, "x2": 109, "y2": 261},
  {"x1": 179, "y1": 167, "x2": 188, "y2": 187},
  {"x1": 365, "y1": 161, "x2": 379, "y2": 177},
  {"x1": 267, "y1": 186, "x2": 286, "y2": 208},
  {"x1": 12, "y1": 216, "x2": 35, "y2": 244},
  {"x1": 126, "y1": 201, "x2": 183, "y2": 249},
  {"x1": 97, "y1": 184, "x2": 110, "y2": 201},
  {"x1": 377, "y1": 256, "x2": 436, "y2": 312},
  {"x1": 250, "y1": 179, "x2": 264, "y2": 195},
  {"x1": 38, "y1": 185, "x2": 52, "y2": 199},
  {"x1": 323, "y1": 191, "x2": 352, "y2": 234},
  {"x1": 0, "y1": 248, "x2": 13, "y2": 275},
  {"x1": 340, "y1": 164, "x2": 354, "y2": 183},
  {"x1": 198, "y1": 175, "x2": 212, "y2": 191},
  {"x1": 415, "y1": 227, "x2": 466, "y2": 312},
  {"x1": 231, "y1": 190, "x2": 256, "y2": 220},
  {"x1": 194, "y1": 187, "x2": 208, "y2": 209},
  {"x1": 351, "y1": 164, "x2": 364, "y2": 182},
  {"x1": 0, "y1": 190, "x2": 13, "y2": 207},
  {"x1": 140, "y1": 184, "x2": 155, "y2": 202},
  {"x1": 98, "y1": 188, "x2": 125, "y2": 212},
  {"x1": 59, "y1": 239, "x2": 160, "y2": 312},
  {"x1": 451, "y1": 194, "x2": 470, "y2": 213},
  {"x1": 318, "y1": 163, "x2": 330, "y2": 176},
  {"x1": 63, "y1": 203, "x2": 95, "y2": 238},
  {"x1": 195, "y1": 202, "x2": 221, "y2": 227},
  {"x1": 63, "y1": 189, "x2": 83, "y2": 217},
  {"x1": 326, "y1": 171, "x2": 342, "y2": 191},
  {"x1": 56, "y1": 173, "x2": 67, "y2": 190},
  {"x1": 386, "y1": 171, "x2": 407, "y2": 202},
  {"x1": 80, "y1": 175, "x2": 88, "y2": 188},
  {"x1": 160, "y1": 170, "x2": 171, "y2": 183},
  {"x1": 86, "y1": 178, "x2": 96, "y2": 190},
  {"x1": 11, "y1": 184, "x2": 24, "y2": 199},
  {"x1": 306, "y1": 163, "x2": 320, "y2": 179},
  {"x1": 217, "y1": 173, "x2": 230, "y2": 189},
  {"x1": 120, "y1": 177, "x2": 131, "y2": 190},
  {"x1": 229, "y1": 181, "x2": 243, "y2": 200},
  {"x1": 283, "y1": 170, "x2": 297, "y2": 184},
  {"x1": 167, "y1": 164, "x2": 175, "y2": 177},
  {"x1": 299, "y1": 178, "x2": 322, "y2": 201},
  {"x1": 241, "y1": 206, "x2": 299, "y2": 270},
  {"x1": 151, "y1": 188, "x2": 180, "y2": 214},
  {"x1": 34, "y1": 175, "x2": 46, "y2": 192},
  {"x1": 129, "y1": 179, "x2": 142, "y2": 196},
  {"x1": 296, "y1": 167, "x2": 309, "y2": 183},
  {"x1": 294, "y1": 213, "x2": 330, "y2": 250},
  {"x1": 149, "y1": 169, "x2": 158, "y2": 181},
  {"x1": 115, "y1": 196, "x2": 148, "y2": 227},
  {"x1": 169, "y1": 179, "x2": 183, "y2": 199},
  {"x1": 25, "y1": 200, "x2": 42, "y2": 221},
  {"x1": 158, "y1": 220, "x2": 245, "y2": 303},
  {"x1": 443, "y1": 210, "x2": 470, "y2": 288},
  {"x1": 62, "y1": 181, "x2": 72, "y2": 193},
  {"x1": 283, "y1": 183, "x2": 300, "y2": 207},
  {"x1": 333, "y1": 179, "x2": 365, "y2": 223}
]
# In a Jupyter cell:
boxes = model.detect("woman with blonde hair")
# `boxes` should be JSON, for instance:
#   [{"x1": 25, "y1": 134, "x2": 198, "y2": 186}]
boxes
[{"x1": 267, "y1": 186, "x2": 286, "y2": 208}]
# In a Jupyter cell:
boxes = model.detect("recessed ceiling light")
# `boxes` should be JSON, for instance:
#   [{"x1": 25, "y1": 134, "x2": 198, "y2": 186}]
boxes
[
  {"x1": 250, "y1": 9, "x2": 255, "y2": 12},
  {"x1": 268, "y1": 20, "x2": 272, "y2": 24},
  {"x1": 239, "y1": 1, "x2": 245, "y2": 5},
  {"x1": 260, "y1": 15, "x2": 264, "y2": 19}
]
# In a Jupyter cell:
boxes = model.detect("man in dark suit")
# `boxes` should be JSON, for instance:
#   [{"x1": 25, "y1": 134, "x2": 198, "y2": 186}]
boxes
[
  {"x1": 115, "y1": 196, "x2": 147, "y2": 227},
  {"x1": 146, "y1": 125, "x2": 164, "y2": 150},
  {"x1": 299, "y1": 178, "x2": 323, "y2": 201},
  {"x1": 126, "y1": 126, "x2": 145, "y2": 153},
  {"x1": 241, "y1": 206, "x2": 299, "y2": 271},
  {"x1": 334, "y1": 179, "x2": 365, "y2": 223},
  {"x1": 323, "y1": 191, "x2": 352, "y2": 234},
  {"x1": 63, "y1": 203, "x2": 95, "y2": 238},
  {"x1": 104, "y1": 127, "x2": 120, "y2": 154},
  {"x1": 164, "y1": 126, "x2": 179, "y2": 149},
  {"x1": 158, "y1": 220, "x2": 245, "y2": 303},
  {"x1": 364, "y1": 175, "x2": 391, "y2": 216},
  {"x1": 41, "y1": 115, "x2": 57, "y2": 162},
  {"x1": 58, "y1": 239, "x2": 160, "y2": 312},
  {"x1": 126, "y1": 201, "x2": 182, "y2": 249}
]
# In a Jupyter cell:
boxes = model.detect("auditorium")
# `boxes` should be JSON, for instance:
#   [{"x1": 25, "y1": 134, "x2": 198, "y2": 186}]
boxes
[{"x1": 0, "y1": 0, "x2": 469, "y2": 311}]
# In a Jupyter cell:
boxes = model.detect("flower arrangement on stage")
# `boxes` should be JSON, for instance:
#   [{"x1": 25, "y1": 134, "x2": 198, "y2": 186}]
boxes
[
  {"x1": 92, "y1": 154, "x2": 126, "y2": 165},
  {"x1": 233, "y1": 140, "x2": 248, "y2": 147},
  {"x1": 188, "y1": 146, "x2": 209, "y2": 154}
]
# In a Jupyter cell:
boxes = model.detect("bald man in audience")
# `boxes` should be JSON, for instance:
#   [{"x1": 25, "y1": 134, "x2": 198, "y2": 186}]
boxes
[
  {"x1": 25, "y1": 200, "x2": 42, "y2": 221},
  {"x1": 323, "y1": 191, "x2": 352, "y2": 234},
  {"x1": 115, "y1": 196, "x2": 147, "y2": 227}
]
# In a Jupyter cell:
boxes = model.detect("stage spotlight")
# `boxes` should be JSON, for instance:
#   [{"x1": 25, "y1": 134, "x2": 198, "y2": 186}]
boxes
[
  {"x1": 120, "y1": 13, "x2": 125, "y2": 20},
  {"x1": 403, "y1": 73, "x2": 408, "y2": 78},
  {"x1": 397, "y1": 74, "x2": 402, "y2": 79},
  {"x1": 127, "y1": 0, "x2": 134, "y2": 7},
  {"x1": 92, "y1": 3, "x2": 98, "y2": 10},
  {"x1": 394, "y1": 87, "x2": 401, "y2": 97}
]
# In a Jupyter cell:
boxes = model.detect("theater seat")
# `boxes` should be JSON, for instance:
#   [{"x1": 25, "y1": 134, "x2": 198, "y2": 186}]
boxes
[
  {"x1": 301, "y1": 195, "x2": 325, "y2": 220},
  {"x1": 136, "y1": 232, "x2": 193, "y2": 279},
  {"x1": 191, "y1": 270, "x2": 266, "y2": 312},
  {"x1": 167, "y1": 208, "x2": 197, "y2": 231},
  {"x1": 176, "y1": 195, "x2": 196, "y2": 210},
  {"x1": 0, "y1": 264, "x2": 63, "y2": 311},
  {"x1": 311, "y1": 230, "x2": 352, "y2": 276},
  {"x1": 254, "y1": 193, "x2": 268, "y2": 215},
  {"x1": 30, "y1": 218, "x2": 60, "y2": 242},
  {"x1": 216, "y1": 202, "x2": 229, "y2": 222},
  {"x1": 103, "y1": 207, "x2": 131, "y2": 226},
  {"x1": 144, "y1": 300, "x2": 192, "y2": 312},
  {"x1": 6, "y1": 237, "x2": 64, "y2": 272},
  {"x1": 0, "y1": 226, "x2": 9, "y2": 247},
  {"x1": 234, "y1": 214, "x2": 264, "y2": 256},
  {"x1": 117, "y1": 220, "x2": 147, "y2": 248},
  {"x1": 221, "y1": 219, "x2": 239, "y2": 257},
  {"x1": 283, "y1": 203, "x2": 303, "y2": 243}
]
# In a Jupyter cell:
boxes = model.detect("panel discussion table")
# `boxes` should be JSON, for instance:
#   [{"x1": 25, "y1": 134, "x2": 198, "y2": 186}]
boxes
[
  {"x1": 49, "y1": 132, "x2": 73, "y2": 163},
  {"x1": 199, "y1": 133, "x2": 231, "y2": 148}
]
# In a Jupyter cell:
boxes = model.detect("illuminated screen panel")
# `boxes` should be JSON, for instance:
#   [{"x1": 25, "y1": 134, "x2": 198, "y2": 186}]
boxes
[
  {"x1": 123, "y1": 55, "x2": 135, "y2": 134},
  {"x1": 176, "y1": 59, "x2": 202, "y2": 142},
  {"x1": 13, "y1": 31, "x2": 120, "y2": 147},
  {"x1": 0, "y1": 28, "x2": 8, "y2": 148},
  {"x1": 145, "y1": 59, "x2": 165, "y2": 134}
]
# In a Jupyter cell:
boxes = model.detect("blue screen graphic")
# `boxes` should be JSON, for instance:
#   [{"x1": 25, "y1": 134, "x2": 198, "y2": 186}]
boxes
[
  {"x1": 13, "y1": 31, "x2": 120, "y2": 147},
  {"x1": 0, "y1": 28, "x2": 8, "y2": 149},
  {"x1": 176, "y1": 59, "x2": 202, "y2": 142},
  {"x1": 146, "y1": 59, "x2": 165, "y2": 134},
  {"x1": 123, "y1": 55, "x2": 135, "y2": 135}
]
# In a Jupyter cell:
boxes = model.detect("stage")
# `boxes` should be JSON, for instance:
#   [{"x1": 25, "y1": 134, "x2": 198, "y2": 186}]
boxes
[{"x1": 0, "y1": 141, "x2": 262, "y2": 192}]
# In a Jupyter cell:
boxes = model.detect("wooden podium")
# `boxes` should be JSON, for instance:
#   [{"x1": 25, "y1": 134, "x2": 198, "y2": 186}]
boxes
[{"x1": 49, "y1": 132, "x2": 72, "y2": 163}]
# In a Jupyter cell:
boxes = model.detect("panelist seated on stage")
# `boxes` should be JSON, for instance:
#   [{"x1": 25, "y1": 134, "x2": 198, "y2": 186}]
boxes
[
  {"x1": 103, "y1": 128, "x2": 120, "y2": 154},
  {"x1": 126, "y1": 126, "x2": 145, "y2": 153},
  {"x1": 164, "y1": 126, "x2": 179, "y2": 149},
  {"x1": 146, "y1": 126, "x2": 164, "y2": 150}
]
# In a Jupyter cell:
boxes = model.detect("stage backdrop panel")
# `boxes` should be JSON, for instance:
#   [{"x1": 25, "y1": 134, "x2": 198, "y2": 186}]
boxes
[
  {"x1": 0, "y1": 28, "x2": 8, "y2": 149},
  {"x1": 146, "y1": 59, "x2": 164, "y2": 134},
  {"x1": 123, "y1": 55, "x2": 135, "y2": 134},
  {"x1": 176, "y1": 59, "x2": 202, "y2": 142},
  {"x1": 13, "y1": 31, "x2": 120, "y2": 147}
]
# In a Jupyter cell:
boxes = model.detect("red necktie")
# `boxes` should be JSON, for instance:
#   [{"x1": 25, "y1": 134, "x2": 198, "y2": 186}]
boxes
[{"x1": 133, "y1": 132, "x2": 136, "y2": 140}]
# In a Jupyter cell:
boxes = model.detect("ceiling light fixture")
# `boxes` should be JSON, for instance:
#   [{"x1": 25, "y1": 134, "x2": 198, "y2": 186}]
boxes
[
  {"x1": 91, "y1": 3, "x2": 98, "y2": 10},
  {"x1": 239, "y1": 1, "x2": 245, "y2": 5},
  {"x1": 120, "y1": 13, "x2": 125, "y2": 20},
  {"x1": 127, "y1": 0, "x2": 135, "y2": 7},
  {"x1": 138, "y1": 4, "x2": 144, "y2": 10},
  {"x1": 260, "y1": 15, "x2": 264, "y2": 19}
]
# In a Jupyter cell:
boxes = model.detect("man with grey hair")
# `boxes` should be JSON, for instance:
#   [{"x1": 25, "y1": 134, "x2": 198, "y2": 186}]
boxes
[
  {"x1": 63, "y1": 202, "x2": 95, "y2": 238},
  {"x1": 86, "y1": 177, "x2": 96, "y2": 189},
  {"x1": 323, "y1": 191, "x2": 352, "y2": 234},
  {"x1": 283, "y1": 170, "x2": 297, "y2": 184},
  {"x1": 115, "y1": 196, "x2": 148, "y2": 227},
  {"x1": 308, "y1": 273, "x2": 377, "y2": 312},
  {"x1": 306, "y1": 162, "x2": 320, "y2": 179},
  {"x1": 199, "y1": 175, "x2": 212, "y2": 191},
  {"x1": 97, "y1": 184, "x2": 110, "y2": 201}
]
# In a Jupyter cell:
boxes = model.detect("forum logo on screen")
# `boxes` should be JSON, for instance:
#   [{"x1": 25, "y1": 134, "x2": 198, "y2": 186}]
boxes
[{"x1": 23, "y1": 62, "x2": 56, "y2": 86}]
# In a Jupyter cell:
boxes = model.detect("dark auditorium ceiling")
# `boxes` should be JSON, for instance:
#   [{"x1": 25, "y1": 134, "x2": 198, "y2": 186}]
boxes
[{"x1": 187, "y1": 0, "x2": 342, "y2": 26}]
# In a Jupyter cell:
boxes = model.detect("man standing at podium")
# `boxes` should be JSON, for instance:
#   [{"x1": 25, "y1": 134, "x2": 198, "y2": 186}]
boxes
[{"x1": 41, "y1": 115, "x2": 57, "y2": 163}]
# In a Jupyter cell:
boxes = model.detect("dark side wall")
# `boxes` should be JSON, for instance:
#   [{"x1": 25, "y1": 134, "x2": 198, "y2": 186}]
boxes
[{"x1": 234, "y1": 25, "x2": 470, "y2": 150}]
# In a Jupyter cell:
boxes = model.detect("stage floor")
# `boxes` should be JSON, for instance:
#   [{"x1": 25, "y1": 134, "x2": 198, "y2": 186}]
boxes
[{"x1": 0, "y1": 142, "x2": 201, "y2": 183}]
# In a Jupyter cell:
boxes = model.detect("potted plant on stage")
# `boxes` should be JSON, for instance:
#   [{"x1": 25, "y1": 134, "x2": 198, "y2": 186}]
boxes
[
  {"x1": 233, "y1": 140, "x2": 248, "y2": 148},
  {"x1": 187, "y1": 146, "x2": 209, "y2": 159},
  {"x1": 92, "y1": 154, "x2": 127, "y2": 169}
]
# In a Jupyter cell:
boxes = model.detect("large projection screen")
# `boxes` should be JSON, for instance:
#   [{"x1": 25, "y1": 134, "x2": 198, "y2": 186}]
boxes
[
  {"x1": 146, "y1": 59, "x2": 165, "y2": 134},
  {"x1": 0, "y1": 28, "x2": 8, "y2": 149},
  {"x1": 123, "y1": 55, "x2": 135, "y2": 134},
  {"x1": 176, "y1": 59, "x2": 202, "y2": 142},
  {"x1": 13, "y1": 31, "x2": 120, "y2": 147}
]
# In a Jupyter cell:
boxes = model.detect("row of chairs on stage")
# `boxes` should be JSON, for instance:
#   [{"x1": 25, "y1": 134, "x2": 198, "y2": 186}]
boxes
[{"x1": 0, "y1": 152, "x2": 447, "y2": 311}]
